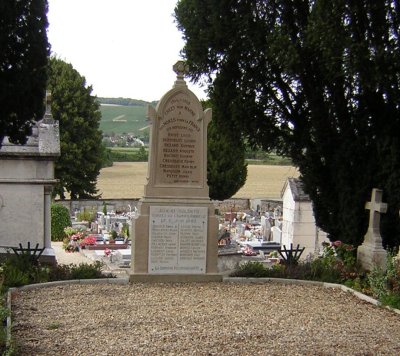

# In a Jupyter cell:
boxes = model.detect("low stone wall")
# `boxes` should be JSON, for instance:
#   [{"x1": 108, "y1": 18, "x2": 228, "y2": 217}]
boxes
[
  {"x1": 55, "y1": 199, "x2": 140, "y2": 214},
  {"x1": 212, "y1": 198, "x2": 250, "y2": 213},
  {"x1": 54, "y1": 197, "x2": 283, "y2": 215}
]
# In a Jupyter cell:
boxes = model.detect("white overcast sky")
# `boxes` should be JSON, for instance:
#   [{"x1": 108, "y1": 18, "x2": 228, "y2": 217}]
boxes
[{"x1": 47, "y1": 0, "x2": 207, "y2": 102}]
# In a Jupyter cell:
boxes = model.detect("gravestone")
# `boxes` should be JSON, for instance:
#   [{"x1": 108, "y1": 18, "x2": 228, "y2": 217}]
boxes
[
  {"x1": 0, "y1": 91, "x2": 60, "y2": 263},
  {"x1": 281, "y1": 178, "x2": 329, "y2": 259},
  {"x1": 272, "y1": 219, "x2": 282, "y2": 244},
  {"x1": 129, "y1": 61, "x2": 221, "y2": 282},
  {"x1": 261, "y1": 214, "x2": 271, "y2": 241},
  {"x1": 357, "y1": 188, "x2": 387, "y2": 270}
]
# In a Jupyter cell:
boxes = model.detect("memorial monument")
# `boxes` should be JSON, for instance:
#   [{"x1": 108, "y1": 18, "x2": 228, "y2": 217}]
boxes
[
  {"x1": 357, "y1": 188, "x2": 388, "y2": 270},
  {"x1": 129, "y1": 61, "x2": 222, "y2": 282}
]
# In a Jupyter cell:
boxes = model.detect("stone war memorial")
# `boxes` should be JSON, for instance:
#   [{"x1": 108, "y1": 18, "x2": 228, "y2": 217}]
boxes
[
  {"x1": 129, "y1": 61, "x2": 221, "y2": 283},
  {"x1": 0, "y1": 92, "x2": 60, "y2": 263}
]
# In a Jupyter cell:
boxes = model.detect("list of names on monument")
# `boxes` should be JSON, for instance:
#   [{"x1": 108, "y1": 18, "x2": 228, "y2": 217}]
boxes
[
  {"x1": 156, "y1": 92, "x2": 202, "y2": 186},
  {"x1": 149, "y1": 206, "x2": 207, "y2": 274}
]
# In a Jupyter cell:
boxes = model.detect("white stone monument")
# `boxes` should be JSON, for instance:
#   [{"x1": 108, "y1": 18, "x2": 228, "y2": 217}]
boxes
[
  {"x1": 281, "y1": 178, "x2": 329, "y2": 259},
  {"x1": 129, "y1": 61, "x2": 221, "y2": 283},
  {"x1": 0, "y1": 91, "x2": 60, "y2": 263},
  {"x1": 357, "y1": 188, "x2": 388, "y2": 271}
]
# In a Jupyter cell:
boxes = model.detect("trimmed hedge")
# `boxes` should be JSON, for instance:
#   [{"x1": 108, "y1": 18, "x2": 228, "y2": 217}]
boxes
[{"x1": 51, "y1": 204, "x2": 71, "y2": 241}]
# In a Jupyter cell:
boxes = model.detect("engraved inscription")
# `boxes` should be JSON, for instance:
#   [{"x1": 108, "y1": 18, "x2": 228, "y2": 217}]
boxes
[
  {"x1": 149, "y1": 206, "x2": 207, "y2": 274},
  {"x1": 156, "y1": 93, "x2": 202, "y2": 186}
]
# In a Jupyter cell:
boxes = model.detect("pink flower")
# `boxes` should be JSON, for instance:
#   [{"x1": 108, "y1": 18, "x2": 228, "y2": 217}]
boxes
[{"x1": 333, "y1": 240, "x2": 342, "y2": 247}]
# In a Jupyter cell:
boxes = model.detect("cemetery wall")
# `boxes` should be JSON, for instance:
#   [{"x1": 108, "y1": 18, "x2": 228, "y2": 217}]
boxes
[
  {"x1": 54, "y1": 199, "x2": 140, "y2": 214},
  {"x1": 55, "y1": 197, "x2": 266, "y2": 215},
  {"x1": 213, "y1": 198, "x2": 250, "y2": 213}
]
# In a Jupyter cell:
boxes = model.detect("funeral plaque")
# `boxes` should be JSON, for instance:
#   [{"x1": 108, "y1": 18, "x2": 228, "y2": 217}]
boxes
[{"x1": 149, "y1": 206, "x2": 207, "y2": 274}]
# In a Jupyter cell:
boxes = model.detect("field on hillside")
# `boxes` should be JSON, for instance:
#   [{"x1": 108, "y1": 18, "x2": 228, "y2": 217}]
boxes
[
  {"x1": 100, "y1": 105, "x2": 147, "y2": 135},
  {"x1": 97, "y1": 162, "x2": 299, "y2": 199}
]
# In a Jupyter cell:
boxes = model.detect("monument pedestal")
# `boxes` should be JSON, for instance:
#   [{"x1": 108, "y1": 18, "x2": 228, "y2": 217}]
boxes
[
  {"x1": 357, "y1": 238, "x2": 387, "y2": 271},
  {"x1": 40, "y1": 247, "x2": 57, "y2": 266},
  {"x1": 130, "y1": 197, "x2": 222, "y2": 283}
]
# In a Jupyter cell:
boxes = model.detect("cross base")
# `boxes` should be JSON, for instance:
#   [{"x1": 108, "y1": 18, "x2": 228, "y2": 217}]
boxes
[{"x1": 357, "y1": 242, "x2": 387, "y2": 271}]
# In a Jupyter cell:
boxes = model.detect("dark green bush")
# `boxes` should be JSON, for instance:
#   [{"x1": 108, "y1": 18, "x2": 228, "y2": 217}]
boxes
[
  {"x1": 51, "y1": 204, "x2": 71, "y2": 241},
  {"x1": 0, "y1": 302, "x2": 10, "y2": 353},
  {"x1": 49, "y1": 261, "x2": 107, "y2": 281},
  {"x1": 2, "y1": 254, "x2": 50, "y2": 289},
  {"x1": 1, "y1": 255, "x2": 110, "y2": 291},
  {"x1": 70, "y1": 261, "x2": 104, "y2": 279},
  {"x1": 230, "y1": 257, "x2": 361, "y2": 284},
  {"x1": 230, "y1": 262, "x2": 270, "y2": 278}
]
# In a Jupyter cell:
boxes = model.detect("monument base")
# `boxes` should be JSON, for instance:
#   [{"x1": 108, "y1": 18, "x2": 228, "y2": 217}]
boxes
[
  {"x1": 357, "y1": 243, "x2": 387, "y2": 271},
  {"x1": 40, "y1": 247, "x2": 57, "y2": 266},
  {"x1": 129, "y1": 273, "x2": 222, "y2": 283}
]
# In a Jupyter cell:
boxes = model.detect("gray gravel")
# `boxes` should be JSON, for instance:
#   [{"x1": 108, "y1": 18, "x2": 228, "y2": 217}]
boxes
[{"x1": 11, "y1": 282, "x2": 400, "y2": 355}]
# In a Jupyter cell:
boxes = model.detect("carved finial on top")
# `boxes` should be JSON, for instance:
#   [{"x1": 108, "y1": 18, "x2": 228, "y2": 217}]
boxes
[{"x1": 173, "y1": 61, "x2": 189, "y2": 88}]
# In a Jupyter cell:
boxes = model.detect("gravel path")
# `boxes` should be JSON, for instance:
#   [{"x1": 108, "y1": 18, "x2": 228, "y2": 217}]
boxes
[{"x1": 11, "y1": 282, "x2": 400, "y2": 355}]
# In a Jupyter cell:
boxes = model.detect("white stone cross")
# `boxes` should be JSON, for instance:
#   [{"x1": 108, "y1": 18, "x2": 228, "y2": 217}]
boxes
[{"x1": 365, "y1": 188, "x2": 387, "y2": 234}]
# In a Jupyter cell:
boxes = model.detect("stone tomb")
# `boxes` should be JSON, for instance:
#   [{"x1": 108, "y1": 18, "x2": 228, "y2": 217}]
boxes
[
  {"x1": 0, "y1": 92, "x2": 60, "y2": 263},
  {"x1": 129, "y1": 62, "x2": 221, "y2": 282}
]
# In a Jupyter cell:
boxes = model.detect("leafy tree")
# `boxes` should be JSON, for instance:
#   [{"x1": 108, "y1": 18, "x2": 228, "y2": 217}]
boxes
[
  {"x1": 175, "y1": 0, "x2": 400, "y2": 248},
  {"x1": 137, "y1": 146, "x2": 148, "y2": 161},
  {"x1": 48, "y1": 58, "x2": 103, "y2": 199},
  {"x1": 202, "y1": 99, "x2": 247, "y2": 201},
  {"x1": 0, "y1": 0, "x2": 50, "y2": 147}
]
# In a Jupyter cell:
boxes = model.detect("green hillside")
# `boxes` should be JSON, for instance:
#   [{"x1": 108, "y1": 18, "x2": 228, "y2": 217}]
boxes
[
  {"x1": 99, "y1": 104, "x2": 148, "y2": 135},
  {"x1": 97, "y1": 97, "x2": 158, "y2": 135}
]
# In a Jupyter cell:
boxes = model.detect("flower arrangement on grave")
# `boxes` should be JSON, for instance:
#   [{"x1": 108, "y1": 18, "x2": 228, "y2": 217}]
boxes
[
  {"x1": 62, "y1": 227, "x2": 88, "y2": 252},
  {"x1": 242, "y1": 244, "x2": 257, "y2": 256},
  {"x1": 64, "y1": 226, "x2": 77, "y2": 238},
  {"x1": 79, "y1": 235, "x2": 97, "y2": 249}
]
